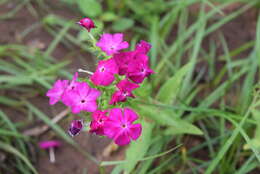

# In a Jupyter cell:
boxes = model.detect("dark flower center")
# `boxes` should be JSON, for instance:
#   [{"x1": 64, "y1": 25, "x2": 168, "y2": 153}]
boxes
[
  {"x1": 123, "y1": 91, "x2": 128, "y2": 96},
  {"x1": 81, "y1": 100, "x2": 85, "y2": 103},
  {"x1": 122, "y1": 124, "x2": 126, "y2": 128},
  {"x1": 100, "y1": 67, "x2": 105, "y2": 72}
]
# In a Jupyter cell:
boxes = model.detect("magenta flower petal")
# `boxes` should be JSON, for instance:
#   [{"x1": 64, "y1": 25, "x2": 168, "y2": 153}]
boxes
[
  {"x1": 62, "y1": 82, "x2": 101, "y2": 114},
  {"x1": 77, "y1": 18, "x2": 96, "y2": 32},
  {"x1": 109, "y1": 79, "x2": 139, "y2": 105},
  {"x1": 129, "y1": 124, "x2": 142, "y2": 140},
  {"x1": 84, "y1": 101, "x2": 98, "y2": 112},
  {"x1": 96, "y1": 33, "x2": 129, "y2": 56},
  {"x1": 135, "y1": 40, "x2": 152, "y2": 54},
  {"x1": 113, "y1": 51, "x2": 133, "y2": 75},
  {"x1": 46, "y1": 80, "x2": 69, "y2": 105},
  {"x1": 127, "y1": 58, "x2": 154, "y2": 84},
  {"x1": 124, "y1": 108, "x2": 139, "y2": 123},
  {"x1": 90, "y1": 110, "x2": 108, "y2": 135},
  {"x1": 109, "y1": 91, "x2": 125, "y2": 105},
  {"x1": 114, "y1": 131, "x2": 131, "y2": 146},
  {"x1": 39, "y1": 140, "x2": 61, "y2": 149},
  {"x1": 90, "y1": 58, "x2": 118, "y2": 86}
]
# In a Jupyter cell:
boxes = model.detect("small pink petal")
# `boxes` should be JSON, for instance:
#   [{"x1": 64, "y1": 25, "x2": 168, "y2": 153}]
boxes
[{"x1": 129, "y1": 124, "x2": 142, "y2": 140}]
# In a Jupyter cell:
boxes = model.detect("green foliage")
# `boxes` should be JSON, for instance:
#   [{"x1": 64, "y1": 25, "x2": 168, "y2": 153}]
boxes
[
  {"x1": 1, "y1": 0, "x2": 260, "y2": 173},
  {"x1": 77, "y1": 0, "x2": 102, "y2": 17},
  {"x1": 156, "y1": 62, "x2": 192, "y2": 104},
  {"x1": 112, "y1": 18, "x2": 134, "y2": 31}
]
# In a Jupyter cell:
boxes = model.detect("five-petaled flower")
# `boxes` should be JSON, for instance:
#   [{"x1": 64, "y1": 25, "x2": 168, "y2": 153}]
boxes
[
  {"x1": 90, "y1": 58, "x2": 118, "y2": 86},
  {"x1": 62, "y1": 82, "x2": 101, "y2": 114},
  {"x1": 90, "y1": 110, "x2": 108, "y2": 135},
  {"x1": 104, "y1": 108, "x2": 142, "y2": 146},
  {"x1": 96, "y1": 33, "x2": 129, "y2": 56}
]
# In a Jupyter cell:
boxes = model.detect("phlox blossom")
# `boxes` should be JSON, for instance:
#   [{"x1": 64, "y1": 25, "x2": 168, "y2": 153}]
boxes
[
  {"x1": 90, "y1": 58, "x2": 118, "y2": 86},
  {"x1": 104, "y1": 108, "x2": 142, "y2": 146},
  {"x1": 46, "y1": 80, "x2": 68, "y2": 105},
  {"x1": 96, "y1": 33, "x2": 129, "y2": 56},
  {"x1": 109, "y1": 79, "x2": 139, "y2": 105},
  {"x1": 62, "y1": 82, "x2": 101, "y2": 114},
  {"x1": 89, "y1": 110, "x2": 108, "y2": 135},
  {"x1": 127, "y1": 57, "x2": 154, "y2": 84}
]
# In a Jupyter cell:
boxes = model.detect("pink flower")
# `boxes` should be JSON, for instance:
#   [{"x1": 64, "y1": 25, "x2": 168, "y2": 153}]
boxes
[
  {"x1": 104, "y1": 108, "x2": 142, "y2": 146},
  {"x1": 96, "y1": 33, "x2": 129, "y2": 56},
  {"x1": 77, "y1": 18, "x2": 96, "y2": 32},
  {"x1": 113, "y1": 40, "x2": 153, "y2": 78},
  {"x1": 90, "y1": 58, "x2": 118, "y2": 86},
  {"x1": 113, "y1": 51, "x2": 133, "y2": 75},
  {"x1": 109, "y1": 79, "x2": 139, "y2": 105},
  {"x1": 68, "y1": 120, "x2": 84, "y2": 137},
  {"x1": 62, "y1": 82, "x2": 101, "y2": 114},
  {"x1": 61, "y1": 72, "x2": 81, "y2": 106},
  {"x1": 46, "y1": 80, "x2": 68, "y2": 105},
  {"x1": 135, "y1": 40, "x2": 152, "y2": 54},
  {"x1": 90, "y1": 110, "x2": 108, "y2": 135},
  {"x1": 127, "y1": 56, "x2": 154, "y2": 84}
]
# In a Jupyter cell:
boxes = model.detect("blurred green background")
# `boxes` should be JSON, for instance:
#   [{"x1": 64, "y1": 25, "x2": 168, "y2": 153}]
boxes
[{"x1": 1, "y1": 0, "x2": 260, "y2": 173}]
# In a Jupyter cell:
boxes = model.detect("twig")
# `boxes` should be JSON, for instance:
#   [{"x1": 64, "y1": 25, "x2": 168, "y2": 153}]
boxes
[
  {"x1": 78, "y1": 68, "x2": 94, "y2": 75},
  {"x1": 23, "y1": 108, "x2": 70, "y2": 136}
]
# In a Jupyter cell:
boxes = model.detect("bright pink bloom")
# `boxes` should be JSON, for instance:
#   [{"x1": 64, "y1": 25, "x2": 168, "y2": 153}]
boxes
[
  {"x1": 46, "y1": 80, "x2": 68, "y2": 105},
  {"x1": 135, "y1": 40, "x2": 152, "y2": 54},
  {"x1": 113, "y1": 40, "x2": 152, "y2": 77},
  {"x1": 104, "y1": 108, "x2": 142, "y2": 146},
  {"x1": 62, "y1": 72, "x2": 81, "y2": 106},
  {"x1": 77, "y1": 18, "x2": 96, "y2": 32},
  {"x1": 109, "y1": 79, "x2": 139, "y2": 105},
  {"x1": 62, "y1": 82, "x2": 101, "y2": 114},
  {"x1": 96, "y1": 33, "x2": 129, "y2": 56},
  {"x1": 90, "y1": 110, "x2": 108, "y2": 135},
  {"x1": 39, "y1": 140, "x2": 61, "y2": 149},
  {"x1": 127, "y1": 57, "x2": 154, "y2": 84},
  {"x1": 68, "y1": 120, "x2": 84, "y2": 137},
  {"x1": 90, "y1": 58, "x2": 118, "y2": 86},
  {"x1": 113, "y1": 51, "x2": 133, "y2": 75}
]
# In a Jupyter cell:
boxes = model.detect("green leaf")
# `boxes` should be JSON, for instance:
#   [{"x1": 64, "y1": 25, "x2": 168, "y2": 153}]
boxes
[
  {"x1": 134, "y1": 80, "x2": 152, "y2": 98},
  {"x1": 0, "y1": 141, "x2": 38, "y2": 174},
  {"x1": 156, "y1": 62, "x2": 192, "y2": 104},
  {"x1": 112, "y1": 18, "x2": 134, "y2": 31},
  {"x1": 77, "y1": 0, "x2": 102, "y2": 17},
  {"x1": 124, "y1": 121, "x2": 154, "y2": 173},
  {"x1": 164, "y1": 119, "x2": 203, "y2": 135},
  {"x1": 139, "y1": 105, "x2": 203, "y2": 135},
  {"x1": 100, "y1": 12, "x2": 118, "y2": 22}
]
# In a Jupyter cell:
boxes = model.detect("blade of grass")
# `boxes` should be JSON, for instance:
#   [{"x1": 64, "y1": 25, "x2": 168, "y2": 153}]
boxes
[{"x1": 0, "y1": 141, "x2": 38, "y2": 174}]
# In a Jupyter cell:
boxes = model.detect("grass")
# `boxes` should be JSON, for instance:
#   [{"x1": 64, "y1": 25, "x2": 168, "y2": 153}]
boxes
[{"x1": 0, "y1": 0, "x2": 260, "y2": 173}]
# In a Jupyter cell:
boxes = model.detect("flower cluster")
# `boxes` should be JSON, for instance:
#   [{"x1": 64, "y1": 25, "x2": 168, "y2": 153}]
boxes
[{"x1": 46, "y1": 18, "x2": 154, "y2": 146}]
